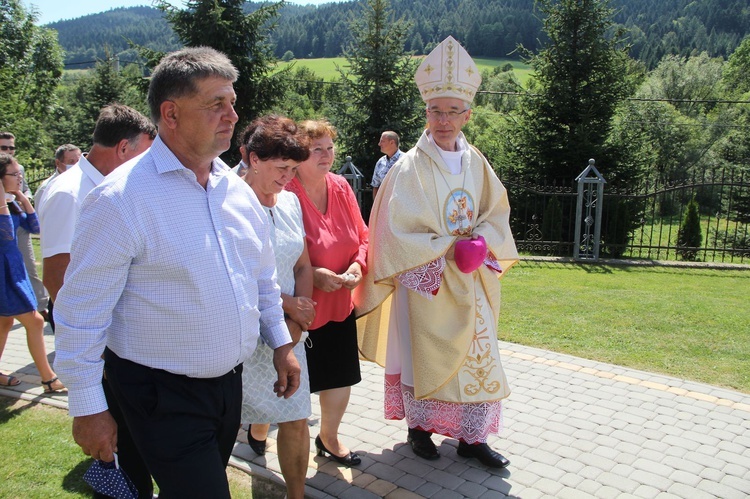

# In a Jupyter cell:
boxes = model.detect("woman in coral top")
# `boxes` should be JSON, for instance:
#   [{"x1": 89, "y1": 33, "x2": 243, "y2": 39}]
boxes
[{"x1": 286, "y1": 120, "x2": 368, "y2": 466}]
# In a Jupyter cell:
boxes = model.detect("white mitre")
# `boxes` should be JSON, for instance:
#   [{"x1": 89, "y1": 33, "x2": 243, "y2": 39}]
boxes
[{"x1": 415, "y1": 36, "x2": 481, "y2": 103}]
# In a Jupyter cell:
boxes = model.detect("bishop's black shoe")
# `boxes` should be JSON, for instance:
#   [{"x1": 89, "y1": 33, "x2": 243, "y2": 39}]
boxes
[
  {"x1": 457, "y1": 441, "x2": 510, "y2": 469},
  {"x1": 407, "y1": 428, "x2": 439, "y2": 460}
]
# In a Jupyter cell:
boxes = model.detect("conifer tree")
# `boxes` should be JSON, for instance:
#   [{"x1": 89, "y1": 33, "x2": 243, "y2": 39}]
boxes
[
  {"x1": 154, "y1": 0, "x2": 288, "y2": 162},
  {"x1": 511, "y1": 0, "x2": 634, "y2": 183},
  {"x1": 330, "y1": 0, "x2": 422, "y2": 181},
  {"x1": 676, "y1": 195, "x2": 702, "y2": 261}
]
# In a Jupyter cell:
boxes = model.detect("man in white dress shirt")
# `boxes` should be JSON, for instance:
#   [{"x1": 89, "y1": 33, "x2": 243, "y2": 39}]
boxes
[
  {"x1": 34, "y1": 143, "x2": 82, "y2": 213},
  {"x1": 40, "y1": 104, "x2": 156, "y2": 302},
  {"x1": 54, "y1": 47, "x2": 301, "y2": 498}
]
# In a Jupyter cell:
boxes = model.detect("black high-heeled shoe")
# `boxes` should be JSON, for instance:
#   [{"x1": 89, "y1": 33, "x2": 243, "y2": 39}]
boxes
[
  {"x1": 247, "y1": 424, "x2": 267, "y2": 456},
  {"x1": 315, "y1": 435, "x2": 361, "y2": 466}
]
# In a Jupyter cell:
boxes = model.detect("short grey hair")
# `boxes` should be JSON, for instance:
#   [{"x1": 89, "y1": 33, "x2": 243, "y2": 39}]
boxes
[{"x1": 147, "y1": 46, "x2": 239, "y2": 124}]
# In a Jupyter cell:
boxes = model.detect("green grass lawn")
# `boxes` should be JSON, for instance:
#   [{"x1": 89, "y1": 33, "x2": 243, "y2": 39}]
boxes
[
  {"x1": 0, "y1": 397, "x2": 274, "y2": 498},
  {"x1": 279, "y1": 56, "x2": 532, "y2": 85},
  {"x1": 500, "y1": 260, "x2": 750, "y2": 393}
]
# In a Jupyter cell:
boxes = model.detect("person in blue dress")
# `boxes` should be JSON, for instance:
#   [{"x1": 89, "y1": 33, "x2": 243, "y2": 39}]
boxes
[{"x1": 0, "y1": 153, "x2": 65, "y2": 392}]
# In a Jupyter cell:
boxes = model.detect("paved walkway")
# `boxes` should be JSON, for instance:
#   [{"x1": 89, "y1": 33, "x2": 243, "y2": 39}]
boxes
[{"x1": 1, "y1": 321, "x2": 749, "y2": 498}]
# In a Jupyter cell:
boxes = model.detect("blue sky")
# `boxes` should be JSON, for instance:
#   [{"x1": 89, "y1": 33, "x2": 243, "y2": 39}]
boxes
[{"x1": 26, "y1": 0, "x2": 337, "y2": 25}]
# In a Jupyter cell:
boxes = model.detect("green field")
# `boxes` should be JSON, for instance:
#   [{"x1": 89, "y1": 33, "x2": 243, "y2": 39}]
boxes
[{"x1": 278, "y1": 56, "x2": 532, "y2": 85}]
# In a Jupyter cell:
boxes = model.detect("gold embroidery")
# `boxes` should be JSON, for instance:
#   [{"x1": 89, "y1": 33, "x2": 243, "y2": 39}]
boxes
[{"x1": 462, "y1": 296, "x2": 499, "y2": 395}]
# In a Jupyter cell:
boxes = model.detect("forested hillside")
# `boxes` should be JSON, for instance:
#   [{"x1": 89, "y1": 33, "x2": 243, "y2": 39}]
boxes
[
  {"x1": 47, "y1": 6, "x2": 180, "y2": 67},
  {"x1": 47, "y1": 0, "x2": 750, "y2": 69}
]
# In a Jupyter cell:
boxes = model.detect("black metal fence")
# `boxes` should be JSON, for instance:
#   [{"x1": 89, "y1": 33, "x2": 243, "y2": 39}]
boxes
[
  {"x1": 30, "y1": 157, "x2": 747, "y2": 264},
  {"x1": 503, "y1": 164, "x2": 750, "y2": 264}
]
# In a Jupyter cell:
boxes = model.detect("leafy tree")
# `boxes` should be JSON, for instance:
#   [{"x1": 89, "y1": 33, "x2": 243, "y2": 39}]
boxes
[
  {"x1": 270, "y1": 66, "x2": 330, "y2": 121},
  {"x1": 154, "y1": 0, "x2": 289, "y2": 163},
  {"x1": 473, "y1": 68, "x2": 523, "y2": 113},
  {"x1": 329, "y1": 0, "x2": 422, "y2": 181},
  {"x1": 723, "y1": 35, "x2": 750, "y2": 95},
  {"x1": 0, "y1": 0, "x2": 64, "y2": 168},
  {"x1": 638, "y1": 52, "x2": 724, "y2": 118}
]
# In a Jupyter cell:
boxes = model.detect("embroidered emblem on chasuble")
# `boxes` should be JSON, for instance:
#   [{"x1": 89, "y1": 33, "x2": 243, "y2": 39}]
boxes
[{"x1": 443, "y1": 188, "x2": 475, "y2": 236}]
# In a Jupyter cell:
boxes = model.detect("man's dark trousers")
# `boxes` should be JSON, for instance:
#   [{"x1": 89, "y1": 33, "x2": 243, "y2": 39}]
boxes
[{"x1": 103, "y1": 348, "x2": 242, "y2": 499}]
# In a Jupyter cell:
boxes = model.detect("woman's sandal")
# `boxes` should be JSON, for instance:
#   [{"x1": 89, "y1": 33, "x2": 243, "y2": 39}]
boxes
[
  {"x1": 0, "y1": 373, "x2": 21, "y2": 386},
  {"x1": 41, "y1": 376, "x2": 66, "y2": 393}
]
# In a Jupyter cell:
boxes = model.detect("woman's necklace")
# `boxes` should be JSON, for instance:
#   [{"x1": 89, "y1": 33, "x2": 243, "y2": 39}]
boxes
[{"x1": 300, "y1": 178, "x2": 326, "y2": 213}]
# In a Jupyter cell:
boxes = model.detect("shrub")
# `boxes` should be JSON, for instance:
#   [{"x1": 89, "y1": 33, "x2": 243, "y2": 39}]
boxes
[{"x1": 676, "y1": 195, "x2": 702, "y2": 260}]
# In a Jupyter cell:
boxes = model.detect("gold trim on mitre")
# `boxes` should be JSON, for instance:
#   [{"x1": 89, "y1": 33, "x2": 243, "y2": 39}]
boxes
[{"x1": 415, "y1": 36, "x2": 481, "y2": 103}]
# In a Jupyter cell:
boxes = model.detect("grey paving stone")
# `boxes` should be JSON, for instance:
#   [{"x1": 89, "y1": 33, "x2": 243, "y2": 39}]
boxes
[
  {"x1": 579, "y1": 452, "x2": 617, "y2": 472},
  {"x1": 686, "y1": 452, "x2": 727, "y2": 471},
  {"x1": 525, "y1": 486, "x2": 556, "y2": 499},
  {"x1": 720, "y1": 474, "x2": 750, "y2": 496},
  {"x1": 667, "y1": 482, "x2": 718, "y2": 499},
  {"x1": 443, "y1": 461, "x2": 470, "y2": 476},
  {"x1": 522, "y1": 447, "x2": 563, "y2": 466},
  {"x1": 611, "y1": 429, "x2": 648, "y2": 446},
  {"x1": 307, "y1": 471, "x2": 339, "y2": 490},
  {"x1": 592, "y1": 446, "x2": 621, "y2": 463},
  {"x1": 640, "y1": 427, "x2": 669, "y2": 442},
  {"x1": 414, "y1": 481, "x2": 443, "y2": 498},
  {"x1": 557, "y1": 486, "x2": 598, "y2": 499},
  {"x1": 430, "y1": 490, "x2": 464, "y2": 499},
  {"x1": 338, "y1": 486, "x2": 380, "y2": 499},
  {"x1": 534, "y1": 476, "x2": 565, "y2": 495},
  {"x1": 668, "y1": 469, "x2": 702, "y2": 488},
  {"x1": 393, "y1": 456, "x2": 434, "y2": 477},
  {"x1": 633, "y1": 458, "x2": 675, "y2": 479},
  {"x1": 454, "y1": 480, "x2": 488, "y2": 498},
  {"x1": 722, "y1": 461, "x2": 749, "y2": 479},
  {"x1": 525, "y1": 460, "x2": 566, "y2": 481},
  {"x1": 423, "y1": 469, "x2": 465, "y2": 490},
  {"x1": 324, "y1": 479, "x2": 356, "y2": 497},
  {"x1": 630, "y1": 468, "x2": 673, "y2": 490},
  {"x1": 662, "y1": 434, "x2": 702, "y2": 452},
  {"x1": 480, "y1": 474, "x2": 514, "y2": 495},
  {"x1": 695, "y1": 479, "x2": 749, "y2": 499},
  {"x1": 662, "y1": 455, "x2": 704, "y2": 475},
  {"x1": 459, "y1": 466, "x2": 493, "y2": 484},
  {"x1": 393, "y1": 473, "x2": 426, "y2": 492},
  {"x1": 597, "y1": 470, "x2": 640, "y2": 491},
  {"x1": 365, "y1": 462, "x2": 406, "y2": 482},
  {"x1": 632, "y1": 484, "x2": 661, "y2": 498},
  {"x1": 576, "y1": 478, "x2": 604, "y2": 495},
  {"x1": 555, "y1": 445, "x2": 582, "y2": 460},
  {"x1": 721, "y1": 450, "x2": 750, "y2": 469},
  {"x1": 571, "y1": 439, "x2": 598, "y2": 453}
]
